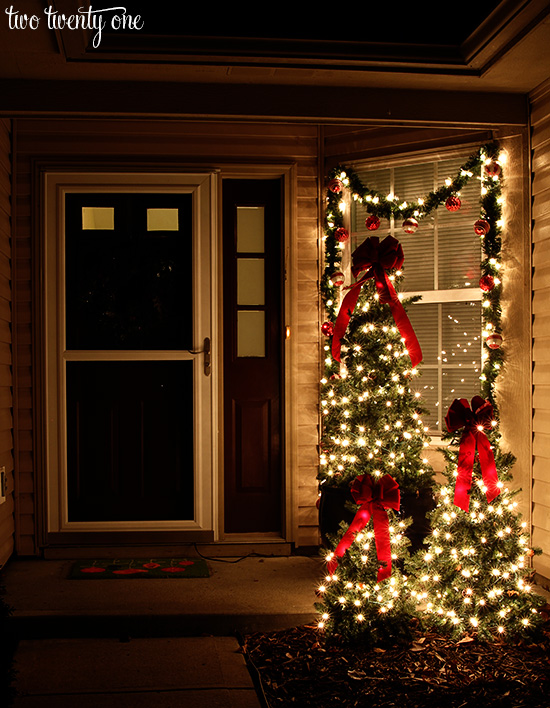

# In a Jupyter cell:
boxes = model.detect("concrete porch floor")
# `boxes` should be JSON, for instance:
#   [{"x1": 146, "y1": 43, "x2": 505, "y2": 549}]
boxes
[
  {"x1": 3, "y1": 554, "x2": 322, "y2": 638},
  {"x1": 2, "y1": 553, "x2": 323, "y2": 707}
]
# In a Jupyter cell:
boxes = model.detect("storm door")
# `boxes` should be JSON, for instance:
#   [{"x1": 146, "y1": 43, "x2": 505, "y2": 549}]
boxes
[{"x1": 44, "y1": 174, "x2": 215, "y2": 538}]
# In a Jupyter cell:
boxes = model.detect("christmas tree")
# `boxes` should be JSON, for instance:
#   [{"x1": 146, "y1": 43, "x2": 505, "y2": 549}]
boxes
[
  {"x1": 316, "y1": 174, "x2": 436, "y2": 643},
  {"x1": 407, "y1": 147, "x2": 546, "y2": 640},
  {"x1": 408, "y1": 417, "x2": 546, "y2": 641}
]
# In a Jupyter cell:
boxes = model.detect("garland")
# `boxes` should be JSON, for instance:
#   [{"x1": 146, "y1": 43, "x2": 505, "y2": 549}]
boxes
[{"x1": 321, "y1": 141, "x2": 505, "y2": 412}]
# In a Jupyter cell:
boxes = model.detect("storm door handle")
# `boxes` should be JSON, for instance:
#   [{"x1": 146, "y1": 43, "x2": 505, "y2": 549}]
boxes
[{"x1": 187, "y1": 337, "x2": 211, "y2": 376}]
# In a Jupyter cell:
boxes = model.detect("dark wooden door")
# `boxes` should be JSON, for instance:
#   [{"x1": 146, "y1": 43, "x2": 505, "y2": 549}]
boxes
[
  {"x1": 64, "y1": 192, "x2": 195, "y2": 523},
  {"x1": 223, "y1": 179, "x2": 283, "y2": 533}
]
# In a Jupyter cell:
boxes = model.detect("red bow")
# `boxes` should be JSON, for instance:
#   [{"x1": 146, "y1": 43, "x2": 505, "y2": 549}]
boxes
[
  {"x1": 327, "y1": 474, "x2": 400, "y2": 582},
  {"x1": 331, "y1": 235, "x2": 422, "y2": 368},
  {"x1": 445, "y1": 396, "x2": 500, "y2": 512}
]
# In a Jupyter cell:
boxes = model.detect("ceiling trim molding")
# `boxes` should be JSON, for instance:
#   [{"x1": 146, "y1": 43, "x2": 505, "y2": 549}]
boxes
[
  {"x1": 0, "y1": 81, "x2": 528, "y2": 126},
  {"x1": 46, "y1": 0, "x2": 549, "y2": 80}
]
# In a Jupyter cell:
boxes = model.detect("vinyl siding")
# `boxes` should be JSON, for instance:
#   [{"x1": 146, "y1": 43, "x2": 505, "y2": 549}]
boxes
[
  {"x1": 0, "y1": 118, "x2": 14, "y2": 568},
  {"x1": 531, "y1": 80, "x2": 550, "y2": 581}
]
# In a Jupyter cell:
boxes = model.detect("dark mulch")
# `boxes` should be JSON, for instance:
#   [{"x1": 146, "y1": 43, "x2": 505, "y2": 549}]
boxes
[{"x1": 243, "y1": 619, "x2": 550, "y2": 708}]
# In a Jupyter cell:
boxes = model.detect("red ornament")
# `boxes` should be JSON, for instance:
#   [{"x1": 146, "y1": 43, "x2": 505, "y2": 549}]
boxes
[
  {"x1": 479, "y1": 274, "x2": 495, "y2": 292},
  {"x1": 321, "y1": 321, "x2": 334, "y2": 337},
  {"x1": 113, "y1": 568, "x2": 149, "y2": 575},
  {"x1": 484, "y1": 161, "x2": 501, "y2": 178},
  {"x1": 365, "y1": 214, "x2": 380, "y2": 231},
  {"x1": 486, "y1": 333, "x2": 503, "y2": 349},
  {"x1": 474, "y1": 219, "x2": 490, "y2": 236},
  {"x1": 329, "y1": 373, "x2": 341, "y2": 380},
  {"x1": 402, "y1": 217, "x2": 419, "y2": 234},
  {"x1": 328, "y1": 178, "x2": 344, "y2": 194},
  {"x1": 330, "y1": 271, "x2": 345, "y2": 287},
  {"x1": 445, "y1": 195, "x2": 461, "y2": 212},
  {"x1": 334, "y1": 227, "x2": 349, "y2": 243},
  {"x1": 143, "y1": 562, "x2": 161, "y2": 569}
]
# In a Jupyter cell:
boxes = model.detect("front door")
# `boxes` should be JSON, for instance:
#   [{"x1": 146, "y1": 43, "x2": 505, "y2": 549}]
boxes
[
  {"x1": 222, "y1": 179, "x2": 283, "y2": 534},
  {"x1": 44, "y1": 174, "x2": 215, "y2": 540}
]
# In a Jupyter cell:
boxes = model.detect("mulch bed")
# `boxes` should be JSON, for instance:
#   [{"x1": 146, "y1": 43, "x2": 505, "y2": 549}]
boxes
[{"x1": 243, "y1": 619, "x2": 550, "y2": 708}]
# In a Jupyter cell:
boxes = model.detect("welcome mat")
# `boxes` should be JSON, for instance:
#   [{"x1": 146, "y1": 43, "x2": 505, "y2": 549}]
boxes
[{"x1": 70, "y1": 558, "x2": 210, "y2": 579}]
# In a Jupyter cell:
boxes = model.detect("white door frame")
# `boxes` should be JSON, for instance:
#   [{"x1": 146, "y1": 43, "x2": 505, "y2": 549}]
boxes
[{"x1": 43, "y1": 171, "x2": 219, "y2": 536}]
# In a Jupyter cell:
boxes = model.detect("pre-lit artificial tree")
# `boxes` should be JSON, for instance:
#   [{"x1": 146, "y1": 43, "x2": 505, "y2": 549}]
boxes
[
  {"x1": 316, "y1": 174, "x2": 436, "y2": 643},
  {"x1": 407, "y1": 150, "x2": 547, "y2": 640}
]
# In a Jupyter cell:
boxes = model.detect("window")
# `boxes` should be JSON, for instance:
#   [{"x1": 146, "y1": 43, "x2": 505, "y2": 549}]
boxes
[{"x1": 350, "y1": 154, "x2": 483, "y2": 432}]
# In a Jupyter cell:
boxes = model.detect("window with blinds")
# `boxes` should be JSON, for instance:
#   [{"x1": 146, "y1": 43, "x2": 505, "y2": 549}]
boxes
[{"x1": 350, "y1": 155, "x2": 482, "y2": 433}]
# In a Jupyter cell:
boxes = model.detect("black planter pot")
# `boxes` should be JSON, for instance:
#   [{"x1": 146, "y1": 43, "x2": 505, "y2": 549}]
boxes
[
  {"x1": 318, "y1": 486, "x2": 355, "y2": 548},
  {"x1": 398, "y1": 489, "x2": 437, "y2": 554},
  {"x1": 318, "y1": 484, "x2": 436, "y2": 553}
]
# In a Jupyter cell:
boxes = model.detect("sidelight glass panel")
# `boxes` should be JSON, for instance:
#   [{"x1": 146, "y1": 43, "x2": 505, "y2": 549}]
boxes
[
  {"x1": 237, "y1": 206, "x2": 264, "y2": 253},
  {"x1": 237, "y1": 310, "x2": 265, "y2": 357},
  {"x1": 147, "y1": 208, "x2": 179, "y2": 231},
  {"x1": 237, "y1": 258, "x2": 265, "y2": 305},
  {"x1": 81, "y1": 207, "x2": 114, "y2": 230}
]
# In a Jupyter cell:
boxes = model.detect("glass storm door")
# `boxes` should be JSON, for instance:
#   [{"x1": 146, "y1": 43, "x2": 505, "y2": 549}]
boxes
[{"x1": 45, "y1": 175, "x2": 215, "y2": 537}]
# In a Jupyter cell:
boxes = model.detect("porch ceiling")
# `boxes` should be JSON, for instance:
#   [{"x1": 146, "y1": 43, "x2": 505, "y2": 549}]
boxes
[{"x1": 1, "y1": 1, "x2": 549, "y2": 120}]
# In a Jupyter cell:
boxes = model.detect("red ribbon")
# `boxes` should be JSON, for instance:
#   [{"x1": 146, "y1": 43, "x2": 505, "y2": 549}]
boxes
[
  {"x1": 445, "y1": 396, "x2": 500, "y2": 512},
  {"x1": 331, "y1": 235, "x2": 422, "y2": 368},
  {"x1": 327, "y1": 474, "x2": 400, "y2": 582}
]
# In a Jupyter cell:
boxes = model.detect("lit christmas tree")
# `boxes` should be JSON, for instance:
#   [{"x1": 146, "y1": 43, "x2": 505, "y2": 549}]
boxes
[
  {"x1": 408, "y1": 398, "x2": 546, "y2": 641},
  {"x1": 406, "y1": 148, "x2": 546, "y2": 640},
  {"x1": 316, "y1": 174, "x2": 436, "y2": 642}
]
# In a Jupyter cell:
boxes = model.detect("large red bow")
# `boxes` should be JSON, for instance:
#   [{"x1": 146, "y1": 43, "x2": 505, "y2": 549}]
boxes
[
  {"x1": 327, "y1": 474, "x2": 400, "y2": 582},
  {"x1": 331, "y1": 235, "x2": 422, "y2": 368},
  {"x1": 445, "y1": 396, "x2": 500, "y2": 512}
]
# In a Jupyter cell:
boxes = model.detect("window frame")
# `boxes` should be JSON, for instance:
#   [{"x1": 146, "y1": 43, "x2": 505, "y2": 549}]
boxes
[{"x1": 346, "y1": 148, "x2": 486, "y2": 438}]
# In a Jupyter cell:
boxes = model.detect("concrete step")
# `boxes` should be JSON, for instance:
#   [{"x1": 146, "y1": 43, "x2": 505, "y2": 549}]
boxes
[{"x1": 11, "y1": 636, "x2": 263, "y2": 708}]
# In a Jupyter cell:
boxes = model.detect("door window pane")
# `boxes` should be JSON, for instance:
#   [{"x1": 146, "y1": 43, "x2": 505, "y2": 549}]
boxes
[
  {"x1": 81, "y1": 207, "x2": 114, "y2": 230},
  {"x1": 237, "y1": 258, "x2": 265, "y2": 305},
  {"x1": 147, "y1": 208, "x2": 179, "y2": 231},
  {"x1": 237, "y1": 310, "x2": 265, "y2": 357},
  {"x1": 237, "y1": 206, "x2": 265, "y2": 252},
  {"x1": 66, "y1": 193, "x2": 193, "y2": 350},
  {"x1": 66, "y1": 360, "x2": 194, "y2": 522}
]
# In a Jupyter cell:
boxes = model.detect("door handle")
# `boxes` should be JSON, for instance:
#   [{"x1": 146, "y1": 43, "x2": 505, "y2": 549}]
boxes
[
  {"x1": 187, "y1": 337, "x2": 211, "y2": 376},
  {"x1": 203, "y1": 337, "x2": 211, "y2": 377}
]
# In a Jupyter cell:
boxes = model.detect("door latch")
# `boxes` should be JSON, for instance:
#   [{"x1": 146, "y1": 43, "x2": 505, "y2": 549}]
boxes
[{"x1": 203, "y1": 337, "x2": 211, "y2": 376}]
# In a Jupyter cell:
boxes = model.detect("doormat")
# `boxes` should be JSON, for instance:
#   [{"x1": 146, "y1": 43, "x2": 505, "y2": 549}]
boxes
[{"x1": 69, "y1": 558, "x2": 210, "y2": 579}]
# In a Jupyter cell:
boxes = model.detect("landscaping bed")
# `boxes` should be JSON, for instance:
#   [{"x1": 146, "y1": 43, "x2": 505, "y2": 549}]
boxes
[{"x1": 243, "y1": 618, "x2": 550, "y2": 708}]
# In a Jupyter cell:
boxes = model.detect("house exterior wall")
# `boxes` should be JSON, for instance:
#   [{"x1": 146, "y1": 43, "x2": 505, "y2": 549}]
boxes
[
  {"x1": 530, "y1": 79, "x2": 550, "y2": 581},
  {"x1": 0, "y1": 118, "x2": 14, "y2": 568},
  {"x1": 12, "y1": 118, "x2": 322, "y2": 554}
]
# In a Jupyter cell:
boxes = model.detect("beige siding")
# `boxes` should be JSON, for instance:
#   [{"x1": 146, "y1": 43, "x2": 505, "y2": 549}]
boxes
[
  {"x1": 531, "y1": 80, "x2": 550, "y2": 581},
  {"x1": 13, "y1": 119, "x2": 321, "y2": 552},
  {"x1": 0, "y1": 119, "x2": 14, "y2": 568}
]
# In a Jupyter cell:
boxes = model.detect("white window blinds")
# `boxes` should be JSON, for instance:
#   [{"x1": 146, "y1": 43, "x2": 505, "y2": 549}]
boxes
[{"x1": 351, "y1": 155, "x2": 482, "y2": 432}]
